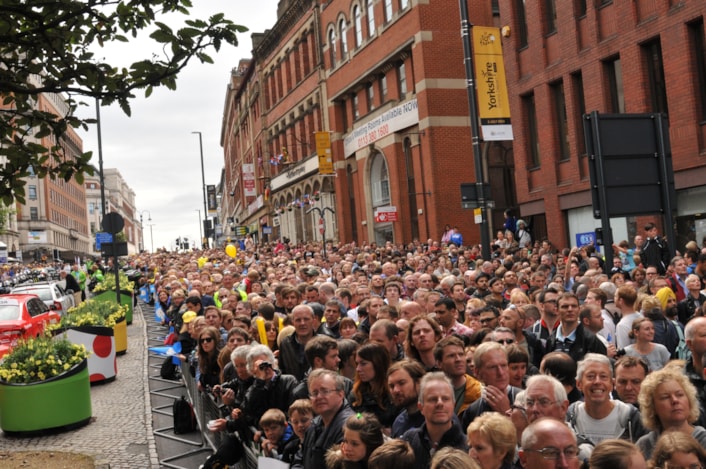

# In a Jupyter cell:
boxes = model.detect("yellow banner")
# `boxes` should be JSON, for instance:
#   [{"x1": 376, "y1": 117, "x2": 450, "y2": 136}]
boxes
[
  {"x1": 472, "y1": 26, "x2": 513, "y2": 141},
  {"x1": 315, "y1": 131, "x2": 334, "y2": 175}
]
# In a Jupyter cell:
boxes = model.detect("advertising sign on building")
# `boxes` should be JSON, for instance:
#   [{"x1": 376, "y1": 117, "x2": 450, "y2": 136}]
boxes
[
  {"x1": 242, "y1": 164, "x2": 256, "y2": 197},
  {"x1": 344, "y1": 98, "x2": 419, "y2": 156},
  {"x1": 315, "y1": 131, "x2": 334, "y2": 175},
  {"x1": 374, "y1": 206, "x2": 398, "y2": 223},
  {"x1": 28, "y1": 231, "x2": 48, "y2": 244},
  {"x1": 472, "y1": 26, "x2": 513, "y2": 141},
  {"x1": 207, "y1": 184, "x2": 217, "y2": 216}
]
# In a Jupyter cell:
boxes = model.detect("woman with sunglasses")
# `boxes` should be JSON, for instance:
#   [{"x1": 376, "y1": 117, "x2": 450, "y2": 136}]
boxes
[{"x1": 197, "y1": 326, "x2": 222, "y2": 392}]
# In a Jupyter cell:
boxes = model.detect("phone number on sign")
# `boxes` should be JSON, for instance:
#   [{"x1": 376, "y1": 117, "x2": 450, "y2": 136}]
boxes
[{"x1": 357, "y1": 124, "x2": 390, "y2": 147}]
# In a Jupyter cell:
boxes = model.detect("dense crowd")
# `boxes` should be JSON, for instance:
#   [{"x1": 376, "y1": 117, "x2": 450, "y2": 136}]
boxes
[{"x1": 127, "y1": 222, "x2": 706, "y2": 469}]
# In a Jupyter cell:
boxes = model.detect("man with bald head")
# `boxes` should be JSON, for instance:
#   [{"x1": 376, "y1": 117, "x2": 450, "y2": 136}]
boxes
[{"x1": 519, "y1": 418, "x2": 581, "y2": 469}]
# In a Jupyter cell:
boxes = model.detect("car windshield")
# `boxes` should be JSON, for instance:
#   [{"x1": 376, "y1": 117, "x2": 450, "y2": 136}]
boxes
[
  {"x1": 0, "y1": 305, "x2": 21, "y2": 321},
  {"x1": 12, "y1": 287, "x2": 52, "y2": 302}
]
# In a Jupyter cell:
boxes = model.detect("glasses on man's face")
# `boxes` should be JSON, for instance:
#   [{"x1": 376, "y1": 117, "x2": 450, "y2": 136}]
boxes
[
  {"x1": 525, "y1": 446, "x2": 579, "y2": 460},
  {"x1": 646, "y1": 271, "x2": 658, "y2": 276},
  {"x1": 480, "y1": 318, "x2": 495, "y2": 325},
  {"x1": 309, "y1": 388, "x2": 338, "y2": 399},
  {"x1": 199, "y1": 337, "x2": 214, "y2": 344},
  {"x1": 495, "y1": 338, "x2": 515, "y2": 345},
  {"x1": 661, "y1": 465, "x2": 704, "y2": 469},
  {"x1": 525, "y1": 398, "x2": 557, "y2": 408},
  {"x1": 543, "y1": 299, "x2": 557, "y2": 305}
]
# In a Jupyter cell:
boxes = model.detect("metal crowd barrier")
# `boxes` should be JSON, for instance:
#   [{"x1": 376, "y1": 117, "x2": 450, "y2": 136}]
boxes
[{"x1": 181, "y1": 360, "x2": 259, "y2": 469}]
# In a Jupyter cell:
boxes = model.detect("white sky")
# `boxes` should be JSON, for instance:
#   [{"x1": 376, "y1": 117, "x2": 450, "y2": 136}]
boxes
[{"x1": 77, "y1": 1, "x2": 278, "y2": 252}]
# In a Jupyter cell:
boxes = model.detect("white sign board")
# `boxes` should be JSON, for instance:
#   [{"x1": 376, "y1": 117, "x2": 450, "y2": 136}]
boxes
[
  {"x1": 28, "y1": 231, "x2": 48, "y2": 244},
  {"x1": 344, "y1": 99, "x2": 419, "y2": 156}
]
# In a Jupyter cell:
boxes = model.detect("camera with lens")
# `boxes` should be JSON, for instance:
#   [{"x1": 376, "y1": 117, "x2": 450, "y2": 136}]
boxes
[
  {"x1": 258, "y1": 361, "x2": 273, "y2": 371},
  {"x1": 615, "y1": 348, "x2": 627, "y2": 358}
]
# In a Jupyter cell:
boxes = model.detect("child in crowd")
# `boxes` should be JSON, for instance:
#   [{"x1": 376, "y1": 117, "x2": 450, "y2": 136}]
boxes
[
  {"x1": 326, "y1": 412, "x2": 385, "y2": 469},
  {"x1": 282, "y1": 399, "x2": 314, "y2": 464},
  {"x1": 258, "y1": 408, "x2": 293, "y2": 459}
]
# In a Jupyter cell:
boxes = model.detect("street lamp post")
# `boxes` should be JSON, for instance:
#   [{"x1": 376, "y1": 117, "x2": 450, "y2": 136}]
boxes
[
  {"x1": 306, "y1": 205, "x2": 335, "y2": 259},
  {"x1": 138, "y1": 210, "x2": 151, "y2": 253},
  {"x1": 192, "y1": 131, "x2": 209, "y2": 248},
  {"x1": 148, "y1": 223, "x2": 155, "y2": 253}
]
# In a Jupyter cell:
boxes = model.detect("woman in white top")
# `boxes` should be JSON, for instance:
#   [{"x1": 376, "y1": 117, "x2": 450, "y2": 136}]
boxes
[{"x1": 623, "y1": 317, "x2": 670, "y2": 372}]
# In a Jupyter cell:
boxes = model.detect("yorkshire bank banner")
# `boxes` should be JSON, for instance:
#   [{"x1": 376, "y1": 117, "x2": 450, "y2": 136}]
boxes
[
  {"x1": 472, "y1": 26, "x2": 513, "y2": 141},
  {"x1": 344, "y1": 98, "x2": 419, "y2": 156},
  {"x1": 242, "y1": 163, "x2": 256, "y2": 197}
]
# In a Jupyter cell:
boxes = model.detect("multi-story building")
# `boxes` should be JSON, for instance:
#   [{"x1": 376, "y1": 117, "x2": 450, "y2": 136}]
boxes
[
  {"x1": 500, "y1": 0, "x2": 706, "y2": 248},
  {"x1": 16, "y1": 91, "x2": 92, "y2": 262},
  {"x1": 223, "y1": 0, "x2": 334, "y2": 245}
]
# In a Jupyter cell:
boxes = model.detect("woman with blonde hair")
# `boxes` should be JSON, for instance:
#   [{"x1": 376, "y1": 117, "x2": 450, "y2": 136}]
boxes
[
  {"x1": 466, "y1": 412, "x2": 516, "y2": 469},
  {"x1": 636, "y1": 367, "x2": 706, "y2": 459},
  {"x1": 623, "y1": 317, "x2": 670, "y2": 371},
  {"x1": 648, "y1": 432, "x2": 706, "y2": 469},
  {"x1": 431, "y1": 447, "x2": 480, "y2": 469}
]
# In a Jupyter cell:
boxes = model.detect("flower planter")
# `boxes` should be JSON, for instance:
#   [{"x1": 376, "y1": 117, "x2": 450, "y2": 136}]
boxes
[
  {"x1": 0, "y1": 359, "x2": 92, "y2": 435},
  {"x1": 93, "y1": 290, "x2": 134, "y2": 324},
  {"x1": 113, "y1": 316, "x2": 127, "y2": 355},
  {"x1": 64, "y1": 326, "x2": 117, "y2": 384}
]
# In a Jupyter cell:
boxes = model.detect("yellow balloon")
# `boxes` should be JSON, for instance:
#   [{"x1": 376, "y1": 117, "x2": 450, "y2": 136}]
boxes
[
  {"x1": 225, "y1": 244, "x2": 237, "y2": 258},
  {"x1": 197, "y1": 256, "x2": 208, "y2": 268}
]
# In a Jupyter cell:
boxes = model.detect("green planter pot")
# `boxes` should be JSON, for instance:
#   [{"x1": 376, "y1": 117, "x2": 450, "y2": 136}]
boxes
[
  {"x1": 114, "y1": 316, "x2": 127, "y2": 355},
  {"x1": 0, "y1": 359, "x2": 92, "y2": 435},
  {"x1": 93, "y1": 290, "x2": 134, "y2": 324}
]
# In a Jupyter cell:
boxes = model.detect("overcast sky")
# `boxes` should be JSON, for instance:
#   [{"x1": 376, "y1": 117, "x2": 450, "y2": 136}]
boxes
[{"x1": 77, "y1": 1, "x2": 278, "y2": 252}]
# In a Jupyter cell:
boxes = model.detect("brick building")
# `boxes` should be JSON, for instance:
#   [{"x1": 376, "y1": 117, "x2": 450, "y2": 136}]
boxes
[
  {"x1": 500, "y1": 0, "x2": 706, "y2": 249},
  {"x1": 323, "y1": 0, "x2": 499, "y2": 245}
]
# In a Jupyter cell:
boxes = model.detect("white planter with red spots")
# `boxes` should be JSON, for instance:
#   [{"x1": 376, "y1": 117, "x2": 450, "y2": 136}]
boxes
[{"x1": 64, "y1": 326, "x2": 117, "y2": 384}]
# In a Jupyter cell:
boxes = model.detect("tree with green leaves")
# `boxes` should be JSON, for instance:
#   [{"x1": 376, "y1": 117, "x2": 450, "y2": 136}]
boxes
[{"x1": 0, "y1": 0, "x2": 247, "y2": 204}]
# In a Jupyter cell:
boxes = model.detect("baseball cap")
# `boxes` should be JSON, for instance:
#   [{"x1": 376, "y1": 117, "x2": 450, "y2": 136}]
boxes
[{"x1": 182, "y1": 311, "x2": 197, "y2": 324}]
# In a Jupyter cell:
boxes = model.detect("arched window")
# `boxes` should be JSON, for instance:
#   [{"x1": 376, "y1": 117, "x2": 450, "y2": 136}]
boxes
[
  {"x1": 367, "y1": 0, "x2": 375, "y2": 38},
  {"x1": 370, "y1": 152, "x2": 390, "y2": 207},
  {"x1": 339, "y1": 19, "x2": 348, "y2": 56},
  {"x1": 353, "y1": 6, "x2": 362, "y2": 48},
  {"x1": 328, "y1": 28, "x2": 337, "y2": 67}
]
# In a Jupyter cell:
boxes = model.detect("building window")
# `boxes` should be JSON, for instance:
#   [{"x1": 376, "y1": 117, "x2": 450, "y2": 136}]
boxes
[
  {"x1": 400, "y1": 0, "x2": 409, "y2": 9},
  {"x1": 339, "y1": 19, "x2": 348, "y2": 57},
  {"x1": 367, "y1": 84, "x2": 375, "y2": 111},
  {"x1": 354, "y1": 6, "x2": 363, "y2": 48},
  {"x1": 384, "y1": 0, "x2": 393, "y2": 23},
  {"x1": 30, "y1": 207, "x2": 38, "y2": 221},
  {"x1": 353, "y1": 94, "x2": 360, "y2": 120},
  {"x1": 88, "y1": 202, "x2": 95, "y2": 214},
  {"x1": 367, "y1": 0, "x2": 375, "y2": 37},
  {"x1": 643, "y1": 39, "x2": 668, "y2": 115},
  {"x1": 545, "y1": 0, "x2": 557, "y2": 34},
  {"x1": 516, "y1": 0, "x2": 528, "y2": 48},
  {"x1": 380, "y1": 75, "x2": 388, "y2": 102},
  {"x1": 370, "y1": 152, "x2": 391, "y2": 206},
  {"x1": 524, "y1": 94, "x2": 540, "y2": 168},
  {"x1": 328, "y1": 29, "x2": 337, "y2": 67},
  {"x1": 398, "y1": 63, "x2": 407, "y2": 98},
  {"x1": 90, "y1": 222, "x2": 96, "y2": 234},
  {"x1": 575, "y1": 0, "x2": 587, "y2": 17},
  {"x1": 28, "y1": 185, "x2": 37, "y2": 200},
  {"x1": 551, "y1": 81, "x2": 570, "y2": 161},
  {"x1": 690, "y1": 20, "x2": 706, "y2": 122},
  {"x1": 605, "y1": 56, "x2": 625, "y2": 113},
  {"x1": 572, "y1": 71, "x2": 587, "y2": 156}
]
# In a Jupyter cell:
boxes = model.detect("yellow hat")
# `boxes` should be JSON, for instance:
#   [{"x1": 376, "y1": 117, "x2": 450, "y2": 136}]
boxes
[
  {"x1": 182, "y1": 311, "x2": 197, "y2": 324},
  {"x1": 655, "y1": 287, "x2": 676, "y2": 310}
]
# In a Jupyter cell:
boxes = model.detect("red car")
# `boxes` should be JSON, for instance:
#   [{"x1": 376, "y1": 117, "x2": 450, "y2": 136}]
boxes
[{"x1": 0, "y1": 294, "x2": 61, "y2": 358}]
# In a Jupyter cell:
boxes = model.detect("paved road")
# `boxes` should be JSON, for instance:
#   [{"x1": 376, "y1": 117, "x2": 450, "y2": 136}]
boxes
[{"x1": 0, "y1": 303, "x2": 160, "y2": 468}]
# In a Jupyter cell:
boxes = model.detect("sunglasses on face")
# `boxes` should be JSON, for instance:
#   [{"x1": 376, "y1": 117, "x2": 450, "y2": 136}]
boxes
[{"x1": 199, "y1": 337, "x2": 214, "y2": 344}]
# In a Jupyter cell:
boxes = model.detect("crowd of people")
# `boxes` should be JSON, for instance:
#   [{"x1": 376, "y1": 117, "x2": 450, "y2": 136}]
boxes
[{"x1": 128, "y1": 221, "x2": 706, "y2": 469}]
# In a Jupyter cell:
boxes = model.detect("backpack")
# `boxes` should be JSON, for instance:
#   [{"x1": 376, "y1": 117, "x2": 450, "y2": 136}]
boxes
[
  {"x1": 671, "y1": 319, "x2": 691, "y2": 361},
  {"x1": 173, "y1": 396, "x2": 197, "y2": 434},
  {"x1": 160, "y1": 356, "x2": 180, "y2": 380}
]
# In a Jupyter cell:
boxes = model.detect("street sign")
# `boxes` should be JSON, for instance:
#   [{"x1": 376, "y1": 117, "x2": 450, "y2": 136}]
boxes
[
  {"x1": 262, "y1": 226, "x2": 273, "y2": 234},
  {"x1": 234, "y1": 226, "x2": 250, "y2": 236},
  {"x1": 473, "y1": 208, "x2": 482, "y2": 224},
  {"x1": 95, "y1": 232, "x2": 113, "y2": 250}
]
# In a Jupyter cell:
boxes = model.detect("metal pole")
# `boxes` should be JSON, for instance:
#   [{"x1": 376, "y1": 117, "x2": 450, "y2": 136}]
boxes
[
  {"x1": 458, "y1": 0, "x2": 491, "y2": 260},
  {"x1": 193, "y1": 131, "x2": 209, "y2": 248},
  {"x1": 149, "y1": 224, "x2": 154, "y2": 253},
  {"x1": 139, "y1": 212, "x2": 144, "y2": 252},
  {"x1": 96, "y1": 98, "x2": 107, "y2": 219}
]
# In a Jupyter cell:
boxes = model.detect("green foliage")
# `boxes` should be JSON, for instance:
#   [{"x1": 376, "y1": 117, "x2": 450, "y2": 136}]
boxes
[{"x1": 0, "y1": 0, "x2": 247, "y2": 203}]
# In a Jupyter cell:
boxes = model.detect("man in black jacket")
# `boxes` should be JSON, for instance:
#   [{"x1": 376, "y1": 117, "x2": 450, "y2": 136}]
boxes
[
  {"x1": 641, "y1": 222, "x2": 670, "y2": 275},
  {"x1": 292, "y1": 369, "x2": 353, "y2": 469},
  {"x1": 401, "y1": 372, "x2": 468, "y2": 469},
  {"x1": 280, "y1": 304, "x2": 318, "y2": 381},
  {"x1": 546, "y1": 292, "x2": 606, "y2": 362}
]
